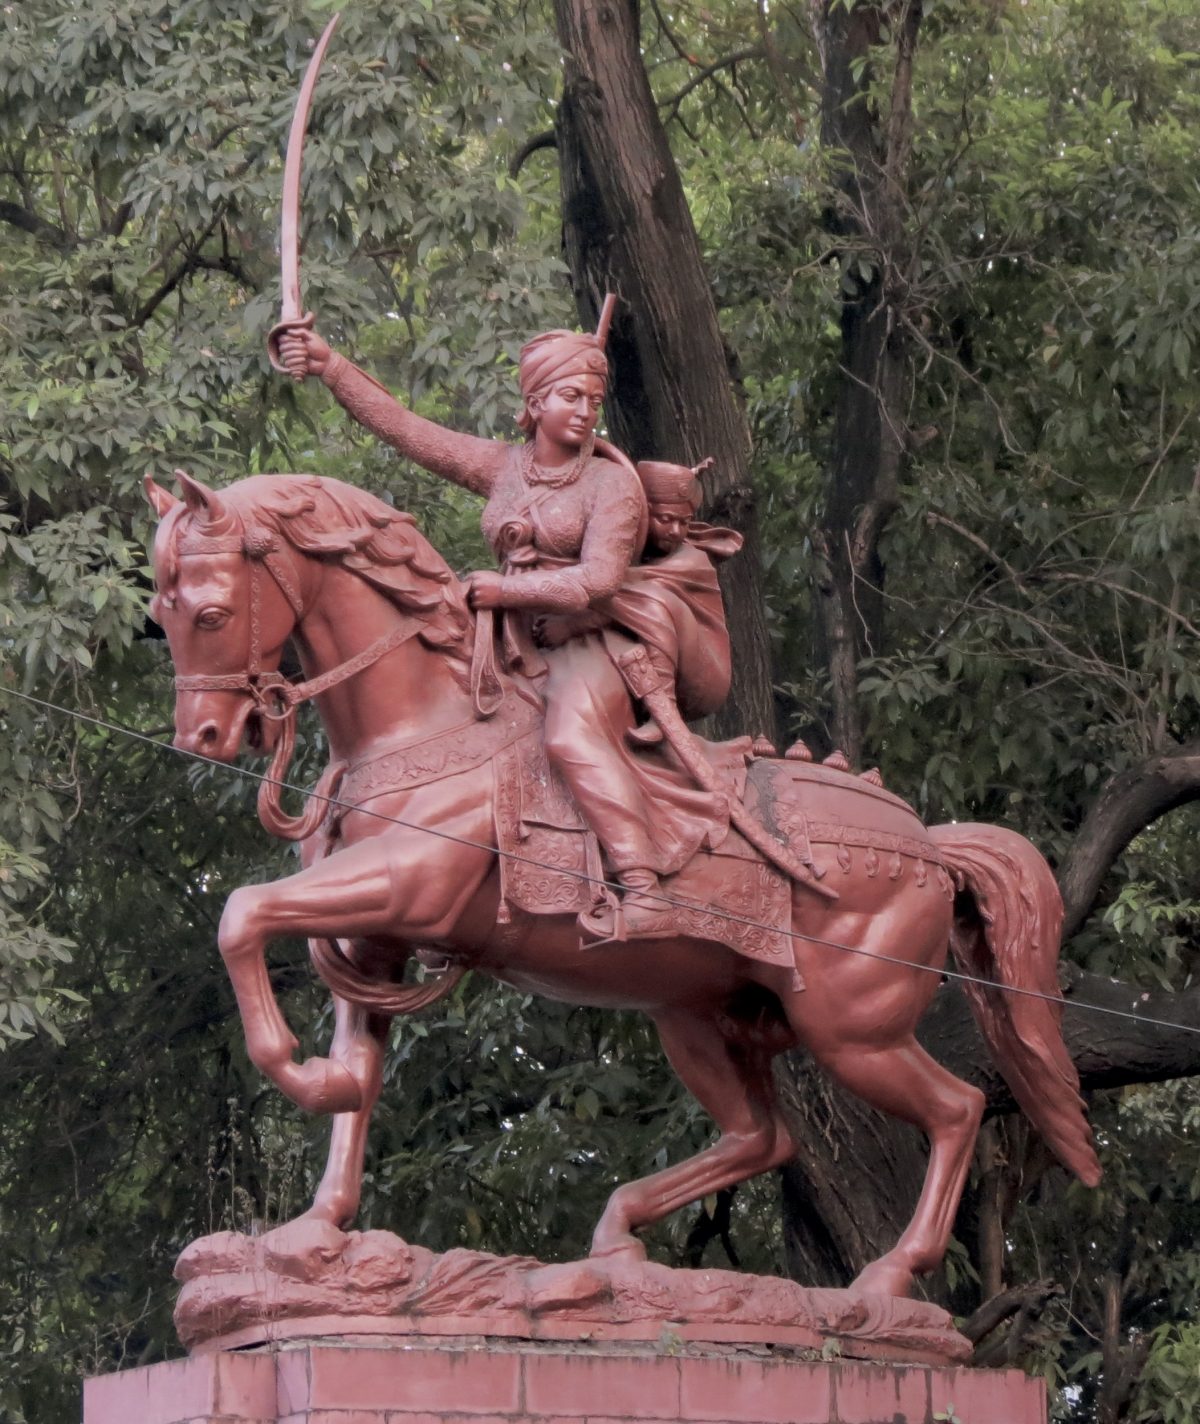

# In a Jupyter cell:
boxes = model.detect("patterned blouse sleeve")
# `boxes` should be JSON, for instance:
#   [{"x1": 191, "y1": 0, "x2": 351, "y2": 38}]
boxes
[
  {"x1": 499, "y1": 461, "x2": 647, "y2": 612},
  {"x1": 322, "y1": 352, "x2": 502, "y2": 497}
]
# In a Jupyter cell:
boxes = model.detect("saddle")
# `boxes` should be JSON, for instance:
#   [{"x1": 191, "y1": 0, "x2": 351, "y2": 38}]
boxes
[
  {"x1": 492, "y1": 729, "x2": 791, "y2": 977},
  {"x1": 491, "y1": 727, "x2": 954, "y2": 985}
]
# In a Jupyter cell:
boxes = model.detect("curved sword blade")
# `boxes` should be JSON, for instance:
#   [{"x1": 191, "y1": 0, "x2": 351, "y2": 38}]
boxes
[{"x1": 279, "y1": 11, "x2": 341, "y2": 325}]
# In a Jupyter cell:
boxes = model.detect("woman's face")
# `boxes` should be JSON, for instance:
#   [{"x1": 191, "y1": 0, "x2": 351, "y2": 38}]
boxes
[{"x1": 530, "y1": 371, "x2": 605, "y2": 449}]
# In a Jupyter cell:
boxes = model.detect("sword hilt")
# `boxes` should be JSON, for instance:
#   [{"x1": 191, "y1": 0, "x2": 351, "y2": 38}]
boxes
[{"x1": 267, "y1": 311, "x2": 316, "y2": 379}]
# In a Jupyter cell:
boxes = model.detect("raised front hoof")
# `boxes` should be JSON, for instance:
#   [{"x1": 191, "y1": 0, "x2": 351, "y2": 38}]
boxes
[
  {"x1": 851, "y1": 1257, "x2": 915, "y2": 1299},
  {"x1": 279, "y1": 1056, "x2": 363, "y2": 1115}
]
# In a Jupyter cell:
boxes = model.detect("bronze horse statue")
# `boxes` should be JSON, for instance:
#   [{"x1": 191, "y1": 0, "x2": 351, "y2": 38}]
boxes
[{"x1": 147, "y1": 468, "x2": 1099, "y2": 1300}]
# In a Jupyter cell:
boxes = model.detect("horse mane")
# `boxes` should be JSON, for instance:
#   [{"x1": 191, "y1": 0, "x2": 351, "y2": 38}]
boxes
[{"x1": 179, "y1": 474, "x2": 473, "y2": 657}]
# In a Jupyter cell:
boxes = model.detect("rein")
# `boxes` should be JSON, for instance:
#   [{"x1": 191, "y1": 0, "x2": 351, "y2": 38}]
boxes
[{"x1": 174, "y1": 521, "x2": 426, "y2": 840}]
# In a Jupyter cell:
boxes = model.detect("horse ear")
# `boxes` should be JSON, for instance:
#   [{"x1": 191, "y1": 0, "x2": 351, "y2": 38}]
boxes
[
  {"x1": 143, "y1": 473, "x2": 181, "y2": 518},
  {"x1": 175, "y1": 468, "x2": 229, "y2": 527}
]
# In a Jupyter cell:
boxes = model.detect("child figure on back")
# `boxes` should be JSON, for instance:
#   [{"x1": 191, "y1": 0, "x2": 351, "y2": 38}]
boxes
[{"x1": 536, "y1": 455, "x2": 743, "y2": 742}]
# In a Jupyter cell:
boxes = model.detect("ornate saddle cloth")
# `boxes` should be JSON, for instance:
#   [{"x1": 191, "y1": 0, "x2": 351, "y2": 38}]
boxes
[
  {"x1": 493, "y1": 731, "x2": 798, "y2": 972},
  {"x1": 333, "y1": 689, "x2": 948, "y2": 980},
  {"x1": 492, "y1": 736, "x2": 951, "y2": 978},
  {"x1": 744, "y1": 758, "x2": 949, "y2": 886}
]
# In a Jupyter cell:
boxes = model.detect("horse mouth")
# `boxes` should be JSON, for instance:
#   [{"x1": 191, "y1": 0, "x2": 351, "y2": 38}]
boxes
[
  {"x1": 243, "y1": 705, "x2": 287, "y2": 757},
  {"x1": 174, "y1": 694, "x2": 272, "y2": 763}
]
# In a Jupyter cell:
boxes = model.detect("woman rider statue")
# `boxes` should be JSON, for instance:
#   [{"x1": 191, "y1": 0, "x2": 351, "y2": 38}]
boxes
[{"x1": 277, "y1": 318, "x2": 731, "y2": 939}]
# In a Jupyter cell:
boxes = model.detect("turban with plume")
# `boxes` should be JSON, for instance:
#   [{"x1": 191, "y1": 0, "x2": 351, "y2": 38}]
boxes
[{"x1": 517, "y1": 330, "x2": 609, "y2": 435}]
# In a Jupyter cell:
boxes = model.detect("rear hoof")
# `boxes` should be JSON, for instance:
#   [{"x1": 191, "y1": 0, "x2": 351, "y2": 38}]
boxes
[
  {"x1": 283, "y1": 1057, "x2": 363, "y2": 1115},
  {"x1": 852, "y1": 1258, "x2": 914, "y2": 1299},
  {"x1": 589, "y1": 1233, "x2": 647, "y2": 1265},
  {"x1": 298, "y1": 1199, "x2": 356, "y2": 1230}
]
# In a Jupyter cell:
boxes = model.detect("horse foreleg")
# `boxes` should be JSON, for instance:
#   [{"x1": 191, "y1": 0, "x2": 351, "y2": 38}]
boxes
[
  {"x1": 591, "y1": 1007, "x2": 794, "y2": 1261},
  {"x1": 301, "y1": 992, "x2": 390, "y2": 1227},
  {"x1": 217, "y1": 830, "x2": 488, "y2": 1115},
  {"x1": 809, "y1": 1037, "x2": 985, "y2": 1298}
]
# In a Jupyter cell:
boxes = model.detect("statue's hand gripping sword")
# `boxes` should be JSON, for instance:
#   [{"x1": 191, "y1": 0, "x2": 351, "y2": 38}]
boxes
[{"x1": 266, "y1": 12, "x2": 342, "y2": 377}]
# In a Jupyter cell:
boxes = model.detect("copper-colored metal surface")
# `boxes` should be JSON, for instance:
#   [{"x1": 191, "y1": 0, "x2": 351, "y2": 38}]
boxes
[{"x1": 265, "y1": 11, "x2": 341, "y2": 375}]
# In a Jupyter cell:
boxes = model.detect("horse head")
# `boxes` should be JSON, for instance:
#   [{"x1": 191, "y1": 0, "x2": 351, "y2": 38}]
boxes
[
  {"x1": 146, "y1": 470, "x2": 309, "y2": 761},
  {"x1": 146, "y1": 470, "x2": 474, "y2": 765}
]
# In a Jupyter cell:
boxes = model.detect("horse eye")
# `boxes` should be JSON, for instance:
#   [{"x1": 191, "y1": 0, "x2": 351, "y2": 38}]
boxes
[{"x1": 196, "y1": 607, "x2": 230, "y2": 630}]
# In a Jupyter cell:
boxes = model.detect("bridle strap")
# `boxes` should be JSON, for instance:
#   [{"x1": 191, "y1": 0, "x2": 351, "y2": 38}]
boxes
[
  {"x1": 285, "y1": 618, "x2": 424, "y2": 705},
  {"x1": 172, "y1": 522, "x2": 423, "y2": 713},
  {"x1": 261, "y1": 548, "x2": 304, "y2": 619}
]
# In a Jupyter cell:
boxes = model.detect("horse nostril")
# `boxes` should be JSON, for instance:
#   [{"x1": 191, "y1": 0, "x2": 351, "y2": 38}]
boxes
[{"x1": 197, "y1": 721, "x2": 220, "y2": 749}]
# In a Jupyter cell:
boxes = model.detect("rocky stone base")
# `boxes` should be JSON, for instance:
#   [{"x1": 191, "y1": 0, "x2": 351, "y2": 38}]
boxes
[
  {"x1": 83, "y1": 1339, "x2": 1047, "y2": 1424},
  {"x1": 173, "y1": 1221, "x2": 970, "y2": 1366}
]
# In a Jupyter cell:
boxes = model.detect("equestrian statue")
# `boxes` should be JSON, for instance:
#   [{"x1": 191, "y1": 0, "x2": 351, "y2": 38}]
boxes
[{"x1": 145, "y1": 15, "x2": 1099, "y2": 1313}]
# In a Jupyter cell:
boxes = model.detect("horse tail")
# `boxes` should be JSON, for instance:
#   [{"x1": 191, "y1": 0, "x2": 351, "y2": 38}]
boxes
[
  {"x1": 308, "y1": 937, "x2": 467, "y2": 1016},
  {"x1": 929, "y1": 823, "x2": 1101, "y2": 1187}
]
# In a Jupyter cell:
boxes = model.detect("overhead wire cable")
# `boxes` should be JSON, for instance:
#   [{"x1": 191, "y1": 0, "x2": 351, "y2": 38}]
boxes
[{"x1": 4, "y1": 684, "x2": 1199, "y2": 1039}]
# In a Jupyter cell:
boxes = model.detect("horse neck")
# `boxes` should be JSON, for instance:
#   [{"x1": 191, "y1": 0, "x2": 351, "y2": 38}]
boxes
[{"x1": 292, "y1": 561, "x2": 475, "y2": 764}]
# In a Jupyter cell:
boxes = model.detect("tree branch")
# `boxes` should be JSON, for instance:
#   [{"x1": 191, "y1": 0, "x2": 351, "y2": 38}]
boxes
[
  {"x1": 755, "y1": 0, "x2": 816, "y2": 137},
  {"x1": 883, "y1": 1, "x2": 922, "y2": 199},
  {"x1": 508, "y1": 128, "x2": 557, "y2": 177},
  {"x1": 920, "y1": 968, "x2": 1200, "y2": 1110},
  {"x1": 133, "y1": 258, "x2": 198, "y2": 330},
  {"x1": 660, "y1": 48, "x2": 766, "y2": 132},
  {"x1": 683, "y1": 1186, "x2": 740, "y2": 1269},
  {"x1": 927, "y1": 514, "x2": 1200, "y2": 641},
  {"x1": 926, "y1": 510, "x2": 1022, "y2": 582},
  {"x1": 106, "y1": 200, "x2": 135, "y2": 239},
  {"x1": 0, "y1": 200, "x2": 71, "y2": 249},
  {"x1": 132, "y1": 206, "x2": 228, "y2": 328},
  {"x1": 961, "y1": 1279, "x2": 1062, "y2": 1349},
  {"x1": 192, "y1": 252, "x2": 257, "y2": 291},
  {"x1": 1059, "y1": 739, "x2": 1200, "y2": 938}
]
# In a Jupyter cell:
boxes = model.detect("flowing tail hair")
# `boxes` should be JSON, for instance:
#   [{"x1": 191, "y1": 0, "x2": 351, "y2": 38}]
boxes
[
  {"x1": 930, "y1": 823, "x2": 1101, "y2": 1187},
  {"x1": 308, "y1": 936, "x2": 467, "y2": 1016}
]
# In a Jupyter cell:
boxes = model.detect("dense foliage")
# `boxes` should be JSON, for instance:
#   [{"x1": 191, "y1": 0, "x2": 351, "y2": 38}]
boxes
[{"x1": 2, "y1": 2, "x2": 1199, "y2": 1421}]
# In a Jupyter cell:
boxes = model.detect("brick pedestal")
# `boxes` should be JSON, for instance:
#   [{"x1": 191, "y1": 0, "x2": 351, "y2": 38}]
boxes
[{"x1": 83, "y1": 1339, "x2": 1046, "y2": 1424}]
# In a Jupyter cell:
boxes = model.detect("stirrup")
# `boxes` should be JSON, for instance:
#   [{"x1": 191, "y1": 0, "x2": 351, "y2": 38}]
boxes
[
  {"x1": 579, "y1": 898, "x2": 627, "y2": 948},
  {"x1": 579, "y1": 892, "x2": 676, "y2": 947}
]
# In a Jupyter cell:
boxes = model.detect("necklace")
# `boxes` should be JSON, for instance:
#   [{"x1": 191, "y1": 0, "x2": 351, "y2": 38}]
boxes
[{"x1": 521, "y1": 434, "x2": 594, "y2": 489}]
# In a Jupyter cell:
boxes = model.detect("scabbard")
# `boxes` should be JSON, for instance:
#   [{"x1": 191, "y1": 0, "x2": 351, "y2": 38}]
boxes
[{"x1": 615, "y1": 646, "x2": 837, "y2": 901}]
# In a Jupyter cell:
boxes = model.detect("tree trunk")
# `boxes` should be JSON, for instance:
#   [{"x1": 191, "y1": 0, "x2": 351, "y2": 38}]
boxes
[
  {"x1": 810, "y1": 0, "x2": 922, "y2": 764},
  {"x1": 552, "y1": 0, "x2": 776, "y2": 740},
  {"x1": 775, "y1": 0, "x2": 930, "y2": 1292}
]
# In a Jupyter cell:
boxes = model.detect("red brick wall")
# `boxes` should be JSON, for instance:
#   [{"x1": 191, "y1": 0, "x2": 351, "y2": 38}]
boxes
[{"x1": 83, "y1": 1341, "x2": 1046, "y2": 1424}]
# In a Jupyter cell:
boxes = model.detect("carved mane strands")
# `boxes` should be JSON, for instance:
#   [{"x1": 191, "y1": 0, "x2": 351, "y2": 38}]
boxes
[{"x1": 167, "y1": 473, "x2": 472, "y2": 652}]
